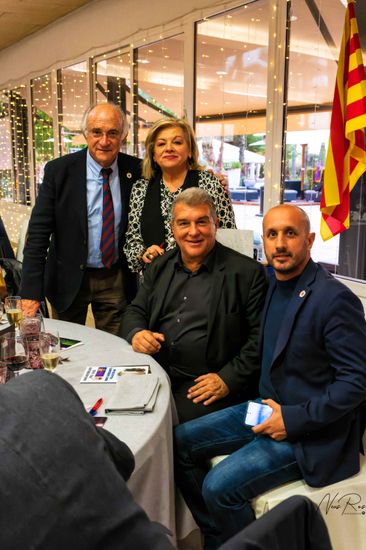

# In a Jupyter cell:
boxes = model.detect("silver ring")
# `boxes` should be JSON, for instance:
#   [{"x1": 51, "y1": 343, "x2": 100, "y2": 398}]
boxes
[{"x1": 147, "y1": 253, "x2": 154, "y2": 260}]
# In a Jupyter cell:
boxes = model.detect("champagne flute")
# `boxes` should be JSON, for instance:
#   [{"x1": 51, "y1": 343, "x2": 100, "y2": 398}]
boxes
[
  {"x1": 4, "y1": 296, "x2": 23, "y2": 328},
  {"x1": 39, "y1": 331, "x2": 60, "y2": 371},
  {"x1": 0, "y1": 334, "x2": 29, "y2": 377}
]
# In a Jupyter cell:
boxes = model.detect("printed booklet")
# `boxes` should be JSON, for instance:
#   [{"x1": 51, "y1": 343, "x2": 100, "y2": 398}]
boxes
[{"x1": 80, "y1": 364, "x2": 151, "y2": 383}]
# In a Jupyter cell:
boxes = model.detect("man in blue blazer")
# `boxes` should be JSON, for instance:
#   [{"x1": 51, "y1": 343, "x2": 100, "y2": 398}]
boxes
[
  {"x1": 20, "y1": 103, "x2": 141, "y2": 334},
  {"x1": 174, "y1": 204, "x2": 366, "y2": 550}
]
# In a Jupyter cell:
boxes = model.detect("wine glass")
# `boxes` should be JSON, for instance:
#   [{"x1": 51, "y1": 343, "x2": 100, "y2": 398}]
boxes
[
  {"x1": 39, "y1": 331, "x2": 60, "y2": 371},
  {"x1": 4, "y1": 296, "x2": 23, "y2": 328},
  {"x1": 0, "y1": 301, "x2": 5, "y2": 324},
  {"x1": 0, "y1": 334, "x2": 29, "y2": 377}
]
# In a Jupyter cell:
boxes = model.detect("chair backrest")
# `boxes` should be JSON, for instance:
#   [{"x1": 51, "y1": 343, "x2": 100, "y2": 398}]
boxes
[
  {"x1": 16, "y1": 217, "x2": 29, "y2": 262},
  {"x1": 216, "y1": 228, "x2": 254, "y2": 258}
]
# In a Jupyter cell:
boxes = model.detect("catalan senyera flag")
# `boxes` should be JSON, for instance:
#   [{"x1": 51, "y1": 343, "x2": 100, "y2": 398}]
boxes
[{"x1": 320, "y1": 0, "x2": 366, "y2": 241}]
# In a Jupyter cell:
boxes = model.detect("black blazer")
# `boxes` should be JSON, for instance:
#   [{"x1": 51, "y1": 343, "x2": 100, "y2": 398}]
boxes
[
  {"x1": 0, "y1": 371, "x2": 174, "y2": 550},
  {"x1": 20, "y1": 148, "x2": 141, "y2": 312},
  {"x1": 121, "y1": 243, "x2": 268, "y2": 395},
  {"x1": 220, "y1": 495, "x2": 332, "y2": 550}
]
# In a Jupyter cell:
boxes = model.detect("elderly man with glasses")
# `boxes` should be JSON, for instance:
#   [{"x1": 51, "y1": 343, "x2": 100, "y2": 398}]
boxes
[{"x1": 20, "y1": 103, "x2": 141, "y2": 334}]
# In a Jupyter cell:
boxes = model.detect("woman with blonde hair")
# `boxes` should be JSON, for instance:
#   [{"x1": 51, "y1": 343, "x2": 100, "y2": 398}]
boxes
[{"x1": 124, "y1": 117, "x2": 236, "y2": 273}]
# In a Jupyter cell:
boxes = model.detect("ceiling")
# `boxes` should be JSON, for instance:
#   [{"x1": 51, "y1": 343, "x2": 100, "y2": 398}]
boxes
[{"x1": 0, "y1": 0, "x2": 94, "y2": 51}]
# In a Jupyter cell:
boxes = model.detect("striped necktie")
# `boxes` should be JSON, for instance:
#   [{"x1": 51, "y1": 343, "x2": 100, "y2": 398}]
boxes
[{"x1": 100, "y1": 168, "x2": 115, "y2": 268}]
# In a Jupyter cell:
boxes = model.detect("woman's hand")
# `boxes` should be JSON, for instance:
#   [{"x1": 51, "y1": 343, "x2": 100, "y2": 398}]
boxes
[{"x1": 142, "y1": 244, "x2": 165, "y2": 264}]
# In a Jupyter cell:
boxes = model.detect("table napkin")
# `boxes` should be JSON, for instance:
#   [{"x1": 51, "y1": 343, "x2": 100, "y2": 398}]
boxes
[{"x1": 105, "y1": 374, "x2": 160, "y2": 414}]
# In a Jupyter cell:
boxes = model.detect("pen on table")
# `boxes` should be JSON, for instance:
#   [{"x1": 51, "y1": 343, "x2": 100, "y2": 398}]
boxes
[{"x1": 89, "y1": 397, "x2": 103, "y2": 416}]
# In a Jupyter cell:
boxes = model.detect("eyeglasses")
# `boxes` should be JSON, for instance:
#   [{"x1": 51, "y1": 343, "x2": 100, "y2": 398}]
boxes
[{"x1": 87, "y1": 129, "x2": 122, "y2": 140}]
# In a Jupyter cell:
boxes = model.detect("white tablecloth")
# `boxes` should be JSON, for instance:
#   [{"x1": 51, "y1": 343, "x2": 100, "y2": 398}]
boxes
[{"x1": 45, "y1": 319, "x2": 181, "y2": 541}]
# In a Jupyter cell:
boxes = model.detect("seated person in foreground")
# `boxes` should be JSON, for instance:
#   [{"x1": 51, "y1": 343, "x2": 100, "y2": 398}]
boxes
[
  {"x1": 124, "y1": 116, "x2": 236, "y2": 276},
  {"x1": 121, "y1": 188, "x2": 267, "y2": 422},
  {"x1": 174, "y1": 204, "x2": 366, "y2": 549},
  {"x1": 0, "y1": 370, "x2": 173, "y2": 550}
]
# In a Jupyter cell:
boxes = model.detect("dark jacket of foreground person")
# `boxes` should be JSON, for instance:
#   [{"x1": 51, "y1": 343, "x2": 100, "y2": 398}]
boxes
[{"x1": 0, "y1": 370, "x2": 173, "y2": 550}]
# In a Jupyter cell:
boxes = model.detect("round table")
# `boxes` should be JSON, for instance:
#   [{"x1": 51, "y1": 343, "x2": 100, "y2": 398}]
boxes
[{"x1": 45, "y1": 319, "x2": 179, "y2": 541}]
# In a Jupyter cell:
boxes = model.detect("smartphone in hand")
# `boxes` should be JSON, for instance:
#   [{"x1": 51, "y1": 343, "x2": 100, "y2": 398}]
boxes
[{"x1": 244, "y1": 401, "x2": 272, "y2": 426}]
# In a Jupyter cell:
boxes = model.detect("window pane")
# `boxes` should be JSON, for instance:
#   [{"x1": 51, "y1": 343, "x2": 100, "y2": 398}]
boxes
[
  {"x1": 59, "y1": 61, "x2": 89, "y2": 156},
  {"x1": 95, "y1": 51, "x2": 133, "y2": 155},
  {"x1": 136, "y1": 35, "x2": 184, "y2": 158},
  {"x1": 0, "y1": 91, "x2": 14, "y2": 202},
  {"x1": 31, "y1": 73, "x2": 54, "y2": 193},
  {"x1": 285, "y1": 0, "x2": 366, "y2": 278},
  {"x1": 195, "y1": 1, "x2": 269, "y2": 256},
  {"x1": 4, "y1": 86, "x2": 31, "y2": 205}
]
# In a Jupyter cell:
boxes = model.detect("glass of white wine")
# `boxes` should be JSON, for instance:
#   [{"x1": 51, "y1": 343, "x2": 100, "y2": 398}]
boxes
[
  {"x1": 4, "y1": 296, "x2": 23, "y2": 328},
  {"x1": 39, "y1": 331, "x2": 60, "y2": 372}
]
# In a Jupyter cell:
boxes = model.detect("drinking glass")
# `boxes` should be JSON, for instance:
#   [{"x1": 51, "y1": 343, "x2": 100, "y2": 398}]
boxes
[
  {"x1": 20, "y1": 315, "x2": 43, "y2": 337},
  {"x1": 0, "y1": 334, "x2": 29, "y2": 377},
  {"x1": 4, "y1": 296, "x2": 23, "y2": 328},
  {"x1": 39, "y1": 331, "x2": 60, "y2": 371},
  {"x1": 20, "y1": 316, "x2": 43, "y2": 369}
]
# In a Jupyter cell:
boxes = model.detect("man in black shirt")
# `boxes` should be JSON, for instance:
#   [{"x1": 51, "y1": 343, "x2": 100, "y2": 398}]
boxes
[{"x1": 121, "y1": 188, "x2": 267, "y2": 422}]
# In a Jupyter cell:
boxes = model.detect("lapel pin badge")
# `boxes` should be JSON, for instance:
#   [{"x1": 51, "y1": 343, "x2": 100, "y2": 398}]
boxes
[
  {"x1": 299, "y1": 290, "x2": 306, "y2": 298},
  {"x1": 126, "y1": 172, "x2": 132, "y2": 179}
]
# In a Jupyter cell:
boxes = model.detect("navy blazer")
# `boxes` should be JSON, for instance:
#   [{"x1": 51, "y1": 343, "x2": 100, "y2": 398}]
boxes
[
  {"x1": 121, "y1": 243, "x2": 268, "y2": 395},
  {"x1": 20, "y1": 148, "x2": 141, "y2": 312},
  {"x1": 260, "y1": 259, "x2": 366, "y2": 487}
]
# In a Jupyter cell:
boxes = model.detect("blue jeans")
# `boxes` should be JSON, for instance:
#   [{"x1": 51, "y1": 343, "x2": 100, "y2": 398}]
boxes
[{"x1": 174, "y1": 402, "x2": 301, "y2": 549}]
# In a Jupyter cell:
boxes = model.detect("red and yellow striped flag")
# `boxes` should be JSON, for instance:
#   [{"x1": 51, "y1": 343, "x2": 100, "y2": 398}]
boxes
[{"x1": 320, "y1": 0, "x2": 366, "y2": 241}]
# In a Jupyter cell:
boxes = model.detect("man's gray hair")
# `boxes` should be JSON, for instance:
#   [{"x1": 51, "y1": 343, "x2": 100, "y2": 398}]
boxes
[
  {"x1": 171, "y1": 188, "x2": 217, "y2": 221},
  {"x1": 81, "y1": 102, "x2": 129, "y2": 140}
]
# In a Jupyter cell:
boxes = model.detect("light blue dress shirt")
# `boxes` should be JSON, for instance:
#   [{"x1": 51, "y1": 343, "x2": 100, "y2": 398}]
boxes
[{"x1": 86, "y1": 151, "x2": 122, "y2": 267}]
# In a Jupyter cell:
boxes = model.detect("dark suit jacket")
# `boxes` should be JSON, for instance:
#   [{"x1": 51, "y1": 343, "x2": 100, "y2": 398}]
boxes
[
  {"x1": 121, "y1": 242, "x2": 268, "y2": 395},
  {"x1": 20, "y1": 148, "x2": 141, "y2": 312},
  {"x1": 220, "y1": 495, "x2": 332, "y2": 550},
  {"x1": 260, "y1": 259, "x2": 366, "y2": 487},
  {"x1": 0, "y1": 371, "x2": 174, "y2": 550}
]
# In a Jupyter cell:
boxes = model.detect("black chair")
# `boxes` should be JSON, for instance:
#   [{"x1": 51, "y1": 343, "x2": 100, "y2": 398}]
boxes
[{"x1": 220, "y1": 495, "x2": 332, "y2": 550}]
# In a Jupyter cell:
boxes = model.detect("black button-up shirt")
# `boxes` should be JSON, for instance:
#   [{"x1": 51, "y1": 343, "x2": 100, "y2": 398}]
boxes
[{"x1": 156, "y1": 248, "x2": 216, "y2": 379}]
